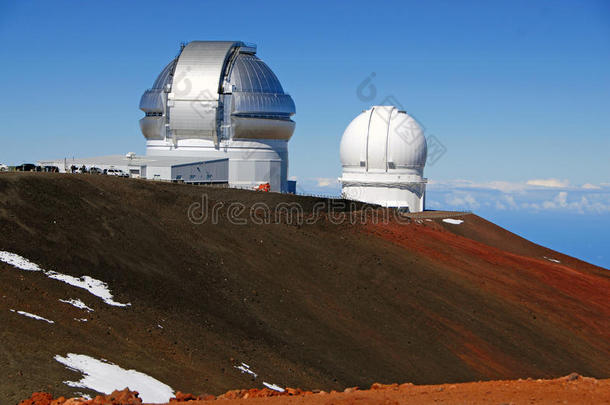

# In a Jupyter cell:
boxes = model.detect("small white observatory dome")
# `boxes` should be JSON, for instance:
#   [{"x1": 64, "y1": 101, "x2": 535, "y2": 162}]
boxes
[{"x1": 339, "y1": 106, "x2": 428, "y2": 212}]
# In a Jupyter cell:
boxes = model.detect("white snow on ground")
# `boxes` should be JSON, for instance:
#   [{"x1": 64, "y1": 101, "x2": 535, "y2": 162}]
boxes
[
  {"x1": 0, "y1": 251, "x2": 130, "y2": 307},
  {"x1": 74, "y1": 393, "x2": 92, "y2": 400},
  {"x1": 0, "y1": 251, "x2": 43, "y2": 271},
  {"x1": 74, "y1": 318, "x2": 88, "y2": 322},
  {"x1": 544, "y1": 256, "x2": 561, "y2": 263},
  {"x1": 59, "y1": 298, "x2": 94, "y2": 312},
  {"x1": 442, "y1": 218, "x2": 464, "y2": 225},
  {"x1": 10, "y1": 309, "x2": 54, "y2": 324},
  {"x1": 54, "y1": 353, "x2": 174, "y2": 404},
  {"x1": 234, "y1": 362, "x2": 283, "y2": 392},
  {"x1": 47, "y1": 272, "x2": 130, "y2": 307},
  {"x1": 263, "y1": 382, "x2": 285, "y2": 392},
  {"x1": 235, "y1": 362, "x2": 258, "y2": 378}
]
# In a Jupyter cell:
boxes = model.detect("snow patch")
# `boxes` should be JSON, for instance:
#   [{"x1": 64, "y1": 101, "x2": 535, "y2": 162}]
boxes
[
  {"x1": 235, "y1": 362, "x2": 258, "y2": 378},
  {"x1": 74, "y1": 318, "x2": 88, "y2": 322},
  {"x1": 263, "y1": 382, "x2": 285, "y2": 392},
  {"x1": 54, "y1": 353, "x2": 174, "y2": 403},
  {"x1": 544, "y1": 256, "x2": 561, "y2": 263},
  {"x1": 47, "y1": 272, "x2": 129, "y2": 307},
  {"x1": 442, "y1": 218, "x2": 464, "y2": 225},
  {"x1": 234, "y1": 362, "x2": 282, "y2": 392},
  {"x1": 10, "y1": 309, "x2": 54, "y2": 324},
  {"x1": 74, "y1": 393, "x2": 92, "y2": 400},
  {"x1": 60, "y1": 298, "x2": 94, "y2": 312},
  {"x1": 0, "y1": 251, "x2": 130, "y2": 307},
  {"x1": 0, "y1": 251, "x2": 42, "y2": 271}
]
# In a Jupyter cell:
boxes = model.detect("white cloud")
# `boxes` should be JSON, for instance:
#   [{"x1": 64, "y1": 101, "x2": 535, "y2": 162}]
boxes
[
  {"x1": 427, "y1": 199, "x2": 442, "y2": 209},
  {"x1": 518, "y1": 191, "x2": 610, "y2": 214},
  {"x1": 429, "y1": 179, "x2": 606, "y2": 193},
  {"x1": 504, "y1": 195, "x2": 518, "y2": 209},
  {"x1": 526, "y1": 178, "x2": 570, "y2": 188},
  {"x1": 429, "y1": 180, "x2": 521, "y2": 194},
  {"x1": 542, "y1": 191, "x2": 568, "y2": 209},
  {"x1": 444, "y1": 192, "x2": 480, "y2": 210},
  {"x1": 494, "y1": 194, "x2": 518, "y2": 210},
  {"x1": 297, "y1": 175, "x2": 609, "y2": 214},
  {"x1": 316, "y1": 177, "x2": 337, "y2": 187},
  {"x1": 427, "y1": 181, "x2": 610, "y2": 214},
  {"x1": 548, "y1": 192, "x2": 609, "y2": 214},
  {"x1": 495, "y1": 201, "x2": 507, "y2": 210},
  {"x1": 294, "y1": 177, "x2": 342, "y2": 196},
  {"x1": 429, "y1": 179, "x2": 536, "y2": 193}
]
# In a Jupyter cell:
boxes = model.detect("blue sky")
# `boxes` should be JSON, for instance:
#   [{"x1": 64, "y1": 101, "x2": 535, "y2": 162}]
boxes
[{"x1": 0, "y1": 1, "x2": 608, "y2": 267}]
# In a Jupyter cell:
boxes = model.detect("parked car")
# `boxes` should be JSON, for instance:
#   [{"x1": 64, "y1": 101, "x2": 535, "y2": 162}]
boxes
[
  {"x1": 0, "y1": 164, "x2": 8, "y2": 172},
  {"x1": 70, "y1": 165, "x2": 87, "y2": 174},
  {"x1": 106, "y1": 169, "x2": 127, "y2": 177},
  {"x1": 89, "y1": 167, "x2": 102, "y2": 174},
  {"x1": 16, "y1": 163, "x2": 40, "y2": 172}
]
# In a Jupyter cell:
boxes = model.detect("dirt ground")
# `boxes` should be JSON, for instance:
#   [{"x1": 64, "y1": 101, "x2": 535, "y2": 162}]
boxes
[
  {"x1": 190, "y1": 376, "x2": 610, "y2": 405},
  {"x1": 1, "y1": 173, "x2": 608, "y2": 403},
  {"x1": 18, "y1": 375, "x2": 610, "y2": 404}
]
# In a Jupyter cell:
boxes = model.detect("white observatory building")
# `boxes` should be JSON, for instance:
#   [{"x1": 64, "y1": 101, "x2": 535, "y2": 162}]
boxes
[
  {"x1": 140, "y1": 41, "x2": 296, "y2": 192},
  {"x1": 40, "y1": 41, "x2": 295, "y2": 192},
  {"x1": 339, "y1": 106, "x2": 428, "y2": 212}
]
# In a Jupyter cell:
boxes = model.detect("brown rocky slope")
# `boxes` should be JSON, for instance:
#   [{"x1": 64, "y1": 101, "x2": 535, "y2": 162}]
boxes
[{"x1": 0, "y1": 172, "x2": 608, "y2": 403}]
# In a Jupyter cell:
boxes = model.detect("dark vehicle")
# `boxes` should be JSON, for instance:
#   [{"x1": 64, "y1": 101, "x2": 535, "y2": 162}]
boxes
[
  {"x1": 43, "y1": 165, "x2": 59, "y2": 173},
  {"x1": 16, "y1": 163, "x2": 40, "y2": 172},
  {"x1": 89, "y1": 167, "x2": 102, "y2": 174}
]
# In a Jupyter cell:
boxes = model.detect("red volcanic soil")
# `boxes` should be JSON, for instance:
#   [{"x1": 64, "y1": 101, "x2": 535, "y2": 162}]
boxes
[
  {"x1": 19, "y1": 375, "x2": 610, "y2": 405},
  {"x1": 1, "y1": 173, "x2": 609, "y2": 402},
  {"x1": 364, "y1": 216, "x2": 610, "y2": 378}
]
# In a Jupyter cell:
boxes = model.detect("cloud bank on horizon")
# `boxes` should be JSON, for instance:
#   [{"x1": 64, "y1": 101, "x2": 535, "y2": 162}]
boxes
[{"x1": 294, "y1": 177, "x2": 610, "y2": 215}]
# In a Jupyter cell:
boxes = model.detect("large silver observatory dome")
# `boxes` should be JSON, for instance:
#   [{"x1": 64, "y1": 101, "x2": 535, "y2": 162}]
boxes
[
  {"x1": 139, "y1": 41, "x2": 295, "y2": 142},
  {"x1": 138, "y1": 41, "x2": 296, "y2": 192}
]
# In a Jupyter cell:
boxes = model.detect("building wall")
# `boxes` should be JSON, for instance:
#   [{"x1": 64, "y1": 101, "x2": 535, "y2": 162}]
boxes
[
  {"x1": 342, "y1": 184, "x2": 426, "y2": 212},
  {"x1": 144, "y1": 166, "x2": 172, "y2": 181},
  {"x1": 171, "y1": 159, "x2": 228, "y2": 183},
  {"x1": 146, "y1": 139, "x2": 289, "y2": 192},
  {"x1": 229, "y1": 159, "x2": 282, "y2": 191}
]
